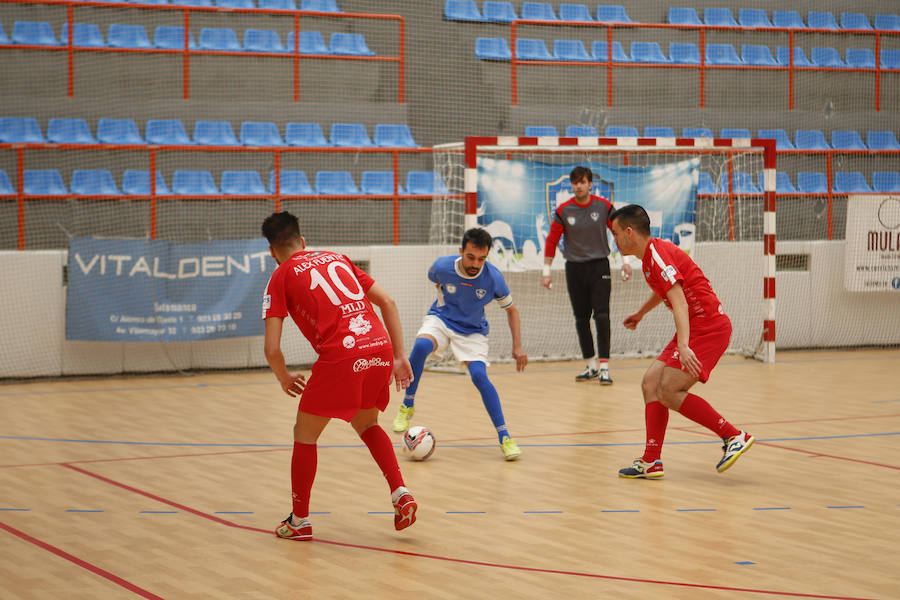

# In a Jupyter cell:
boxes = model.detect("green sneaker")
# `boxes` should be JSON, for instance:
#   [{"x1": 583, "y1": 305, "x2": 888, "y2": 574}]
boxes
[
  {"x1": 392, "y1": 404, "x2": 414, "y2": 432},
  {"x1": 501, "y1": 437, "x2": 521, "y2": 461}
]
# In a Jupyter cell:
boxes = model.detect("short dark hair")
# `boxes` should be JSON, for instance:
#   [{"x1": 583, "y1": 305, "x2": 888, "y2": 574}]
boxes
[
  {"x1": 570, "y1": 165, "x2": 593, "y2": 183},
  {"x1": 461, "y1": 227, "x2": 492, "y2": 251},
  {"x1": 262, "y1": 211, "x2": 301, "y2": 247},
  {"x1": 609, "y1": 204, "x2": 651, "y2": 235}
]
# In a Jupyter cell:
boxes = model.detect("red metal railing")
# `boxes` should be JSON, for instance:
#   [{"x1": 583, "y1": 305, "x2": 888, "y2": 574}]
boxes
[
  {"x1": 508, "y1": 19, "x2": 900, "y2": 110},
  {"x1": 0, "y1": 0, "x2": 405, "y2": 103}
]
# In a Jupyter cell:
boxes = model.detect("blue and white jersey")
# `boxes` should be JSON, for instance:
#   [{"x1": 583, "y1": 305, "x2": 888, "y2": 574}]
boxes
[{"x1": 426, "y1": 255, "x2": 513, "y2": 335}]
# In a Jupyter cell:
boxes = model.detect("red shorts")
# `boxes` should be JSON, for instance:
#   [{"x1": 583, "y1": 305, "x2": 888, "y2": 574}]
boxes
[
  {"x1": 298, "y1": 348, "x2": 393, "y2": 422},
  {"x1": 658, "y1": 315, "x2": 732, "y2": 383}
]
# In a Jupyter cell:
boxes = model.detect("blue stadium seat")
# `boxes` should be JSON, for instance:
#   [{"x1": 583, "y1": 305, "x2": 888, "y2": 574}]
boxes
[
  {"x1": 741, "y1": 45, "x2": 779, "y2": 66},
  {"x1": 286, "y1": 31, "x2": 331, "y2": 54},
  {"x1": 444, "y1": 0, "x2": 483, "y2": 22},
  {"x1": 644, "y1": 126, "x2": 675, "y2": 137},
  {"x1": 704, "y1": 8, "x2": 738, "y2": 27},
  {"x1": 797, "y1": 172, "x2": 828, "y2": 193},
  {"x1": 11, "y1": 21, "x2": 59, "y2": 45},
  {"x1": 0, "y1": 171, "x2": 14, "y2": 195},
  {"x1": 596, "y1": 5, "x2": 631, "y2": 23},
  {"x1": 221, "y1": 170, "x2": 267, "y2": 195},
  {"x1": 833, "y1": 172, "x2": 872, "y2": 193},
  {"x1": 845, "y1": 48, "x2": 875, "y2": 69},
  {"x1": 558, "y1": 4, "x2": 593, "y2": 22},
  {"x1": 145, "y1": 119, "x2": 193, "y2": 145},
  {"x1": 795, "y1": 130, "x2": 830, "y2": 149},
  {"x1": 240, "y1": 121, "x2": 285, "y2": 146},
  {"x1": 521, "y1": 2, "x2": 556, "y2": 21},
  {"x1": 47, "y1": 118, "x2": 97, "y2": 144},
  {"x1": 669, "y1": 42, "x2": 700, "y2": 64},
  {"x1": 516, "y1": 39, "x2": 553, "y2": 60},
  {"x1": 874, "y1": 14, "x2": 900, "y2": 31},
  {"x1": 360, "y1": 171, "x2": 405, "y2": 195},
  {"x1": 299, "y1": 0, "x2": 341, "y2": 11},
  {"x1": 738, "y1": 9, "x2": 773, "y2": 28},
  {"x1": 70, "y1": 169, "x2": 120, "y2": 195},
  {"x1": 96, "y1": 118, "x2": 145, "y2": 144},
  {"x1": 285, "y1": 122, "x2": 330, "y2": 146},
  {"x1": 811, "y1": 47, "x2": 846, "y2": 68},
  {"x1": 772, "y1": 11, "x2": 805, "y2": 28},
  {"x1": 153, "y1": 26, "x2": 197, "y2": 49},
  {"x1": 553, "y1": 39, "x2": 592, "y2": 61},
  {"x1": 720, "y1": 128, "x2": 751, "y2": 139},
  {"x1": 330, "y1": 123, "x2": 373, "y2": 147},
  {"x1": 0, "y1": 22, "x2": 8, "y2": 45},
  {"x1": 405, "y1": 171, "x2": 449, "y2": 195},
  {"x1": 107, "y1": 24, "x2": 151, "y2": 49},
  {"x1": 170, "y1": 0, "x2": 214, "y2": 6},
  {"x1": 757, "y1": 171, "x2": 798, "y2": 193},
  {"x1": 244, "y1": 29, "x2": 286, "y2": 53},
  {"x1": 667, "y1": 7, "x2": 701, "y2": 25},
  {"x1": 873, "y1": 172, "x2": 900, "y2": 192},
  {"x1": 259, "y1": 0, "x2": 295, "y2": 9},
  {"x1": 330, "y1": 32, "x2": 374, "y2": 56},
  {"x1": 705, "y1": 44, "x2": 743, "y2": 65},
  {"x1": 475, "y1": 37, "x2": 511, "y2": 60},
  {"x1": 315, "y1": 171, "x2": 359, "y2": 195},
  {"x1": 591, "y1": 40, "x2": 630, "y2": 62},
  {"x1": 483, "y1": 1, "x2": 517, "y2": 23},
  {"x1": 24, "y1": 170, "x2": 67, "y2": 195},
  {"x1": 807, "y1": 11, "x2": 839, "y2": 30},
  {"x1": 0, "y1": 117, "x2": 46, "y2": 143},
  {"x1": 133, "y1": 0, "x2": 170, "y2": 5},
  {"x1": 831, "y1": 130, "x2": 867, "y2": 150},
  {"x1": 269, "y1": 170, "x2": 313, "y2": 194},
  {"x1": 604, "y1": 126, "x2": 638, "y2": 137},
  {"x1": 172, "y1": 170, "x2": 219, "y2": 195},
  {"x1": 61, "y1": 23, "x2": 105, "y2": 47},
  {"x1": 880, "y1": 49, "x2": 900, "y2": 69},
  {"x1": 631, "y1": 41, "x2": 669, "y2": 63},
  {"x1": 121, "y1": 170, "x2": 171, "y2": 195},
  {"x1": 566, "y1": 125, "x2": 599, "y2": 136},
  {"x1": 373, "y1": 124, "x2": 418, "y2": 148},
  {"x1": 776, "y1": 46, "x2": 812, "y2": 67},
  {"x1": 866, "y1": 130, "x2": 900, "y2": 150},
  {"x1": 525, "y1": 126, "x2": 558, "y2": 136},
  {"x1": 840, "y1": 13, "x2": 872, "y2": 30},
  {"x1": 730, "y1": 172, "x2": 761, "y2": 194},
  {"x1": 697, "y1": 173, "x2": 719, "y2": 194},
  {"x1": 216, "y1": 0, "x2": 254, "y2": 7},
  {"x1": 193, "y1": 120, "x2": 240, "y2": 146},
  {"x1": 757, "y1": 129, "x2": 794, "y2": 149},
  {"x1": 683, "y1": 127, "x2": 713, "y2": 138},
  {"x1": 198, "y1": 28, "x2": 241, "y2": 51}
]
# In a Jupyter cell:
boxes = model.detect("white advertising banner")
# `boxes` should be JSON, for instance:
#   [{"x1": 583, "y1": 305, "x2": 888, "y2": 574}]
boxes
[{"x1": 844, "y1": 195, "x2": 900, "y2": 292}]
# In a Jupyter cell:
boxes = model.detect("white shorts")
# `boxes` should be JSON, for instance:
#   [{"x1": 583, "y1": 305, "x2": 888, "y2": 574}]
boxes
[{"x1": 416, "y1": 314, "x2": 490, "y2": 365}]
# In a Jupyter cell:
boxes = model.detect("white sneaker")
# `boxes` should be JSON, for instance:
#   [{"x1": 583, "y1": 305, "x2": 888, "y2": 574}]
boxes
[{"x1": 717, "y1": 430, "x2": 755, "y2": 473}]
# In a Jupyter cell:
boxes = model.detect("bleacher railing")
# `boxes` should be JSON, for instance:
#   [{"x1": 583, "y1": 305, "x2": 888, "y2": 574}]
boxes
[
  {"x1": 508, "y1": 19, "x2": 900, "y2": 110},
  {"x1": 0, "y1": 0, "x2": 405, "y2": 102}
]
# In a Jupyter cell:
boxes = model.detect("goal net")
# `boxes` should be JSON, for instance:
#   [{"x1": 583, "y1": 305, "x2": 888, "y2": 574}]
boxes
[{"x1": 432, "y1": 136, "x2": 776, "y2": 365}]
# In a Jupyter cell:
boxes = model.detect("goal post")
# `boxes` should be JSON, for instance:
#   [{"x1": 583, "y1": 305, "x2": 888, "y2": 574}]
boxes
[{"x1": 433, "y1": 135, "x2": 776, "y2": 364}]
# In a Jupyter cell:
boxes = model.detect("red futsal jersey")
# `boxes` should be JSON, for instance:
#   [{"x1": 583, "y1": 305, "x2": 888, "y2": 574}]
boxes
[
  {"x1": 641, "y1": 238, "x2": 726, "y2": 321},
  {"x1": 263, "y1": 250, "x2": 391, "y2": 361}
]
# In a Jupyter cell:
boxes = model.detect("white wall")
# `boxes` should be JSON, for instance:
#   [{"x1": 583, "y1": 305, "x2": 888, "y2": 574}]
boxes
[{"x1": 1, "y1": 242, "x2": 898, "y2": 378}]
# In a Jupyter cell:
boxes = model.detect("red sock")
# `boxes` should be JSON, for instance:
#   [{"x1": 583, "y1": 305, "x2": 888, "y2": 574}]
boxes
[
  {"x1": 290, "y1": 442, "x2": 317, "y2": 519},
  {"x1": 642, "y1": 401, "x2": 669, "y2": 462},
  {"x1": 360, "y1": 425, "x2": 405, "y2": 492},
  {"x1": 678, "y1": 393, "x2": 740, "y2": 439}
]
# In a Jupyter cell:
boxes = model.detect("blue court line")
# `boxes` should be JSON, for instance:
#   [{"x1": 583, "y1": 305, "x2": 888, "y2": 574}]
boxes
[
  {"x1": 367, "y1": 511, "x2": 393, "y2": 515},
  {"x1": 66, "y1": 509, "x2": 104, "y2": 513},
  {"x1": 523, "y1": 510, "x2": 563, "y2": 514},
  {"x1": 446, "y1": 511, "x2": 486, "y2": 514},
  {"x1": 139, "y1": 510, "x2": 178, "y2": 514},
  {"x1": 753, "y1": 507, "x2": 792, "y2": 511},
  {"x1": 601, "y1": 509, "x2": 640, "y2": 513},
  {"x1": 676, "y1": 508, "x2": 716, "y2": 512},
  {"x1": 0, "y1": 508, "x2": 31, "y2": 511},
  {"x1": 734, "y1": 561, "x2": 756, "y2": 565},
  {"x1": 827, "y1": 505, "x2": 865, "y2": 509},
  {"x1": 309, "y1": 511, "x2": 331, "y2": 515},
  {"x1": 214, "y1": 511, "x2": 253, "y2": 515}
]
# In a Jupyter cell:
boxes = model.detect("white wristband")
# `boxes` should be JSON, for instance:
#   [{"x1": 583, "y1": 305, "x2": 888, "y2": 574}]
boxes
[{"x1": 542, "y1": 265, "x2": 551, "y2": 277}]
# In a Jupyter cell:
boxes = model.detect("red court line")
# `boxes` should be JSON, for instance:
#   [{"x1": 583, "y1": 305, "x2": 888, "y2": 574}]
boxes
[
  {"x1": 61, "y1": 463, "x2": 872, "y2": 600},
  {"x1": 0, "y1": 519, "x2": 165, "y2": 600}
]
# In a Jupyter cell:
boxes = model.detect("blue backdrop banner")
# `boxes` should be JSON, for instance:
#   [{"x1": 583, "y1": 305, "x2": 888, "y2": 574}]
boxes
[
  {"x1": 477, "y1": 158, "x2": 699, "y2": 271},
  {"x1": 66, "y1": 238, "x2": 275, "y2": 342}
]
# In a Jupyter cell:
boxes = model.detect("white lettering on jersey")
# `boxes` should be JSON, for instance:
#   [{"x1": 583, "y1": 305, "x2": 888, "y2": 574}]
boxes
[
  {"x1": 353, "y1": 357, "x2": 391, "y2": 372},
  {"x1": 649, "y1": 243, "x2": 677, "y2": 284},
  {"x1": 349, "y1": 314, "x2": 372, "y2": 336}
]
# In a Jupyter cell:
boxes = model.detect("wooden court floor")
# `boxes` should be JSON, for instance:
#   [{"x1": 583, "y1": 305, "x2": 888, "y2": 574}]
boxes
[{"x1": 1, "y1": 349, "x2": 898, "y2": 599}]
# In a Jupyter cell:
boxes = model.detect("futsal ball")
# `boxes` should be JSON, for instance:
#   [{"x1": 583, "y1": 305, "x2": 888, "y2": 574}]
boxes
[{"x1": 402, "y1": 426, "x2": 436, "y2": 461}]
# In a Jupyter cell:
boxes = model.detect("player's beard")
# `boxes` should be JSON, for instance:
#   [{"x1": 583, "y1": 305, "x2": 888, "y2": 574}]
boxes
[{"x1": 465, "y1": 266, "x2": 479, "y2": 276}]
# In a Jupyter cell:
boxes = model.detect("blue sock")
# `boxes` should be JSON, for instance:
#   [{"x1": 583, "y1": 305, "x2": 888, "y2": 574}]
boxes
[
  {"x1": 403, "y1": 337, "x2": 433, "y2": 408},
  {"x1": 467, "y1": 361, "x2": 509, "y2": 443}
]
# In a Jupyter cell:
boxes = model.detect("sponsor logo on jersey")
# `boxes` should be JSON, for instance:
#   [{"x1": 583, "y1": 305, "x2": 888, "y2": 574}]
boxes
[
  {"x1": 475, "y1": 288, "x2": 487, "y2": 299},
  {"x1": 590, "y1": 211, "x2": 599, "y2": 221},
  {"x1": 567, "y1": 216, "x2": 576, "y2": 225},
  {"x1": 342, "y1": 335, "x2": 356, "y2": 349},
  {"x1": 349, "y1": 314, "x2": 372, "y2": 336},
  {"x1": 262, "y1": 294, "x2": 271, "y2": 310},
  {"x1": 353, "y1": 357, "x2": 391, "y2": 372},
  {"x1": 663, "y1": 265, "x2": 677, "y2": 282},
  {"x1": 445, "y1": 283, "x2": 457, "y2": 294}
]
